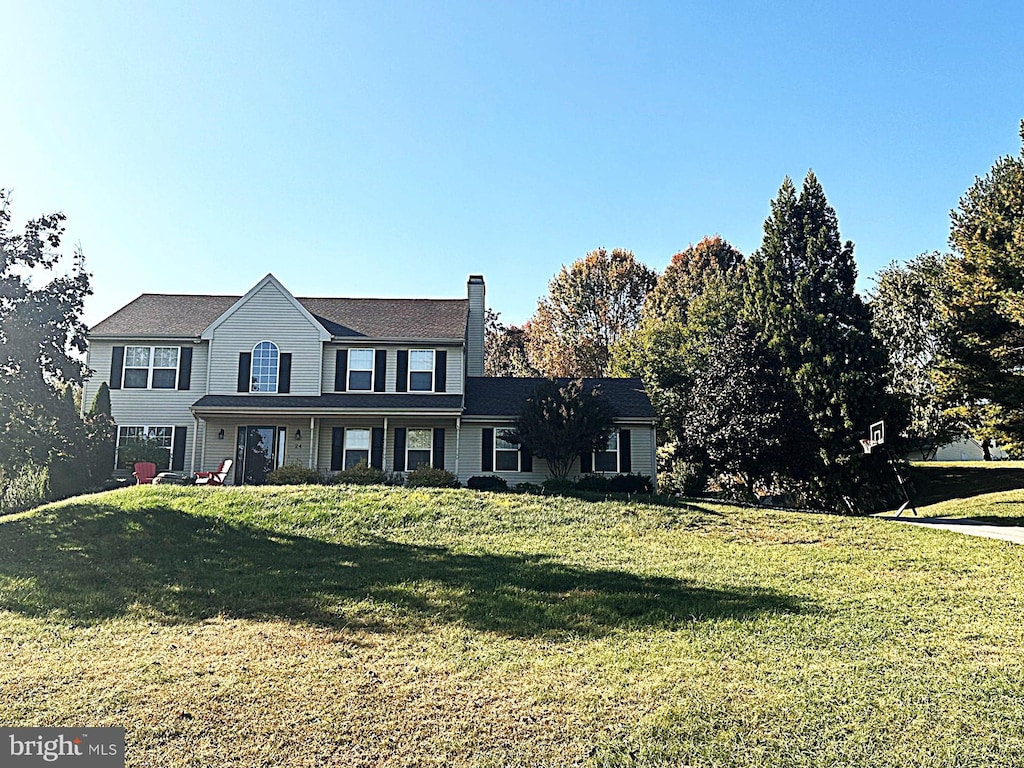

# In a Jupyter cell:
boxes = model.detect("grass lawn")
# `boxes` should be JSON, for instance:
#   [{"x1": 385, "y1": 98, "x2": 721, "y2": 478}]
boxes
[
  {"x1": 2, "y1": 485, "x2": 1023, "y2": 767},
  {"x1": 909, "y1": 461, "x2": 1024, "y2": 508}
]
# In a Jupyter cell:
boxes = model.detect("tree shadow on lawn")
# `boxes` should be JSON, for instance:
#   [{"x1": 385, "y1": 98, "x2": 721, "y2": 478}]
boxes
[{"x1": 0, "y1": 503, "x2": 811, "y2": 637}]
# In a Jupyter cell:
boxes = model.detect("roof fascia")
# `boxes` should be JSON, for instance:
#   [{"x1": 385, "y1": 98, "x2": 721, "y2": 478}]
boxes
[
  {"x1": 329, "y1": 336, "x2": 465, "y2": 345},
  {"x1": 460, "y1": 414, "x2": 657, "y2": 425},
  {"x1": 87, "y1": 334, "x2": 205, "y2": 343},
  {"x1": 200, "y1": 273, "x2": 331, "y2": 341},
  {"x1": 191, "y1": 406, "x2": 464, "y2": 417}
]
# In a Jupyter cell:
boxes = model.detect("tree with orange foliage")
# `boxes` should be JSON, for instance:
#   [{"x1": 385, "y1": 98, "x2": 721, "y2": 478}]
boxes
[{"x1": 526, "y1": 248, "x2": 657, "y2": 377}]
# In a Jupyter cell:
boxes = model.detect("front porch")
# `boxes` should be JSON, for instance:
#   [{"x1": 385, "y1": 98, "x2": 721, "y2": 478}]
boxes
[{"x1": 190, "y1": 398, "x2": 463, "y2": 484}]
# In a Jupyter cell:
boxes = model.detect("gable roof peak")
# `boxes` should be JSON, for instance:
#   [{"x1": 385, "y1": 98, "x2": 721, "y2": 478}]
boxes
[{"x1": 200, "y1": 274, "x2": 332, "y2": 341}]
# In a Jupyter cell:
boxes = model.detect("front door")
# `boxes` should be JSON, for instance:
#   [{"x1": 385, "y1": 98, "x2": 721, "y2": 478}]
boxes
[{"x1": 235, "y1": 426, "x2": 284, "y2": 484}]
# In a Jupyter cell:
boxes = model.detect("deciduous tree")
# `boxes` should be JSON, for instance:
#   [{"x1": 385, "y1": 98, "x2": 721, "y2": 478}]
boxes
[
  {"x1": 484, "y1": 309, "x2": 538, "y2": 377},
  {"x1": 685, "y1": 322, "x2": 820, "y2": 496},
  {"x1": 501, "y1": 379, "x2": 615, "y2": 479},
  {"x1": 870, "y1": 253, "x2": 959, "y2": 458},
  {"x1": 0, "y1": 188, "x2": 96, "y2": 507},
  {"x1": 527, "y1": 248, "x2": 657, "y2": 377},
  {"x1": 610, "y1": 237, "x2": 746, "y2": 485}
]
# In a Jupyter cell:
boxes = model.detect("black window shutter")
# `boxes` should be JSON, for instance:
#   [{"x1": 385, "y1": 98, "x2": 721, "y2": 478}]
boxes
[
  {"x1": 110, "y1": 346, "x2": 125, "y2": 390},
  {"x1": 278, "y1": 353, "x2": 292, "y2": 393},
  {"x1": 335, "y1": 350, "x2": 347, "y2": 392},
  {"x1": 482, "y1": 428, "x2": 494, "y2": 472},
  {"x1": 432, "y1": 428, "x2": 445, "y2": 469},
  {"x1": 396, "y1": 351, "x2": 409, "y2": 392},
  {"x1": 371, "y1": 427, "x2": 384, "y2": 470},
  {"x1": 619, "y1": 429, "x2": 632, "y2": 473},
  {"x1": 580, "y1": 451, "x2": 593, "y2": 473},
  {"x1": 330, "y1": 427, "x2": 344, "y2": 471},
  {"x1": 177, "y1": 347, "x2": 193, "y2": 390},
  {"x1": 237, "y1": 353, "x2": 251, "y2": 392},
  {"x1": 521, "y1": 445, "x2": 533, "y2": 473},
  {"x1": 171, "y1": 426, "x2": 187, "y2": 471},
  {"x1": 393, "y1": 427, "x2": 407, "y2": 471},
  {"x1": 435, "y1": 350, "x2": 447, "y2": 392},
  {"x1": 374, "y1": 350, "x2": 387, "y2": 392}
]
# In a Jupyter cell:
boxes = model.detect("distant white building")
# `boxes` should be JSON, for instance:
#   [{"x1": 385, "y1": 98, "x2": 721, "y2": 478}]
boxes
[{"x1": 930, "y1": 437, "x2": 1008, "y2": 462}]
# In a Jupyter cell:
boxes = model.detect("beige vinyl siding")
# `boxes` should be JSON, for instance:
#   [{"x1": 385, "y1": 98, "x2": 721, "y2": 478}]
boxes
[
  {"x1": 317, "y1": 419, "x2": 459, "y2": 475},
  {"x1": 199, "y1": 419, "x2": 313, "y2": 483},
  {"x1": 458, "y1": 423, "x2": 554, "y2": 486},
  {"x1": 625, "y1": 425, "x2": 657, "y2": 480},
  {"x1": 84, "y1": 339, "x2": 209, "y2": 473},
  {"x1": 207, "y1": 281, "x2": 323, "y2": 395},
  {"x1": 456, "y1": 422, "x2": 657, "y2": 486},
  {"x1": 321, "y1": 344, "x2": 464, "y2": 395},
  {"x1": 83, "y1": 340, "x2": 208, "y2": 415}
]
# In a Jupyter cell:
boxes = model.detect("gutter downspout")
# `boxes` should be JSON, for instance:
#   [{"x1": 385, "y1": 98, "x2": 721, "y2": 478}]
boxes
[
  {"x1": 191, "y1": 414, "x2": 199, "y2": 474},
  {"x1": 309, "y1": 416, "x2": 316, "y2": 470},
  {"x1": 455, "y1": 416, "x2": 461, "y2": 481}
]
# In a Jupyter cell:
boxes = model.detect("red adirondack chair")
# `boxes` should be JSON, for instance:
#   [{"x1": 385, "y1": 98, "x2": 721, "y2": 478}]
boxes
[
  {"x1": 195, "y1": 459, "x2": 232, "y2": 486},
  {"x1": 132, "y1": 462, "x2": 158, "y2": 485}
]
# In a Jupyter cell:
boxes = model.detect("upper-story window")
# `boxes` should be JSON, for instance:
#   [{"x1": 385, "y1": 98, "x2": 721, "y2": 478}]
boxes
[
  {"x1": 409, "y1": 350, "x2": 434, "y2": 392},
  {"x1": 124, "y1": 346, "x2": 179, "y2": 389},
  {"x1": 348, "y1": 349, "x2": 374, "y2": 391},
  {"x1": 251, "y1": 341, "x2": 279, "y2": 393}
]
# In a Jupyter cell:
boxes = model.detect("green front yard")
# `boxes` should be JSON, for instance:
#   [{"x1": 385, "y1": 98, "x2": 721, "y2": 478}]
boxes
[{"x1": 1, "y1": 485, "x2": 1022, "y2": 766}]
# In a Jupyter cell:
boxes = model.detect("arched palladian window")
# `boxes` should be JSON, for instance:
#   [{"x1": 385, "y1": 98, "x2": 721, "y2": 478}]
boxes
[{"x1": 251, "y1": 341, "x2": 279, "y2": 392}]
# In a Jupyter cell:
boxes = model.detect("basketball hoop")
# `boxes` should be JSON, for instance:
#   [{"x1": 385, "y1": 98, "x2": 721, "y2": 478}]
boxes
[{"x1": 860, "y1": 438, "x2": 875, "y2": 454}]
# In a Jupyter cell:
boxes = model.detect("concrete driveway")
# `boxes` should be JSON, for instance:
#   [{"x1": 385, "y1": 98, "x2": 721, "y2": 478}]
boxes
[{"x1": 879, "y1": 515, "x2": 1024, "y2": 544}]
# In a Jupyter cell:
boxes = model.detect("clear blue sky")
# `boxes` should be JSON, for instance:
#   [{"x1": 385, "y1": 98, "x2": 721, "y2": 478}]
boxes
[{"x1": 3, "y1": 1, "x2": 1022, "y2": 329}]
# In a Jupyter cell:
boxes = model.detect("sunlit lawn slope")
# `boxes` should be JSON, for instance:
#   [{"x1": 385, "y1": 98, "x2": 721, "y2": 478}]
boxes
[{"x1": 2, "y1": 485, "x2": 1023, "y2": 767}]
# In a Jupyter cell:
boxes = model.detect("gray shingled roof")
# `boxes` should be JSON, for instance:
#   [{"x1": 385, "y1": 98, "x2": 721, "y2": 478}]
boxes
[
  {"x1": 463, "y1": 378, "x2": 655, "y2": 419},
  {"x1": 89, "y1": 294, "x2": 238, "y2": 337},
  {"x1": 300, "y1": 297, "x2": 468, "y2": 339},
  {"x1": 90, "y1": 293, "x2": 469, "y2": 340},
  {"x1": 192, "y1": 394, "x2": 464, "y2": 411}
]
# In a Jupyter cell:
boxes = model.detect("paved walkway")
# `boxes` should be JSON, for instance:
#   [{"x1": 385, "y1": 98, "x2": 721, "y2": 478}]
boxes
[{"x1": 878, "y1": 515, "x2": 1024, "y2": 545}]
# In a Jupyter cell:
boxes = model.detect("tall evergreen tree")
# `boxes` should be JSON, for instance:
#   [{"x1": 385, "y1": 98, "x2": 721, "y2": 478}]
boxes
[
  {"x1": 938, "y1": 122, "x2": 1024, "y2": 448},
  {"x1": 745, "y1": 172, "x2": 893, "y2": 502}
]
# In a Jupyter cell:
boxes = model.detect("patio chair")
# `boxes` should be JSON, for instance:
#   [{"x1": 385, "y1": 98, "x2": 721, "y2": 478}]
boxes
[
  {"x1": 132, "y1": 462, "x2": 158, "y2": 485},
  {"x1": 195, "y1": 459, "x2": 232, "y2": 486}
]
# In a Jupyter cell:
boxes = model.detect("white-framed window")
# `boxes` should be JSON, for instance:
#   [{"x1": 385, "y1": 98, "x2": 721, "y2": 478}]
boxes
[
  {"x1": 409, "y1": 350, "x2": 434, "y2": 392},
  {"x1": 407, "y1": 428, "x2": 432, "y2": 470},
  {"x1": 251, "y1": 341, "x2": 279, "y2": 393},
  {"x1": 345, "y1": 428, "x2": 371, "y2": 469},
  {"x1": 594, "y1": 431, "x2": 619, "y2": 473},
  {"x1": 495, "y1": 434, "x2": 520, "y2": 472},
  {"x1": 116, "y1": 425, "x2": 174, "y2": 470},
  {"x1": 348, "y1": 349, "x2": 374, "y2": 391},
  {"x1": 124, "y1": 346, "x2": 179, "y2": 389}
]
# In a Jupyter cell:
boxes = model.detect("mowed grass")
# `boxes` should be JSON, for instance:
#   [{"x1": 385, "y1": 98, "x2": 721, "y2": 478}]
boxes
[
  {"x1": 910, "y1": 461, "x2": 1024, "y2": 508},
  {"x1": 2, "y1": 486, "x2": 1024, "y2": 767}
]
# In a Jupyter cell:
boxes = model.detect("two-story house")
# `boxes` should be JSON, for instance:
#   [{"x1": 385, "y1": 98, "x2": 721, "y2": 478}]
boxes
[{"x1": 83, "y1": 274, "x2": 657, "y2": 486}]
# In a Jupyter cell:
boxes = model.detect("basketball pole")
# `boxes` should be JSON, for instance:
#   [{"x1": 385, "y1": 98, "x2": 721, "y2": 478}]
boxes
[{"x1": 861, "y1": 420, "x2": 918, "y2": 517}]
